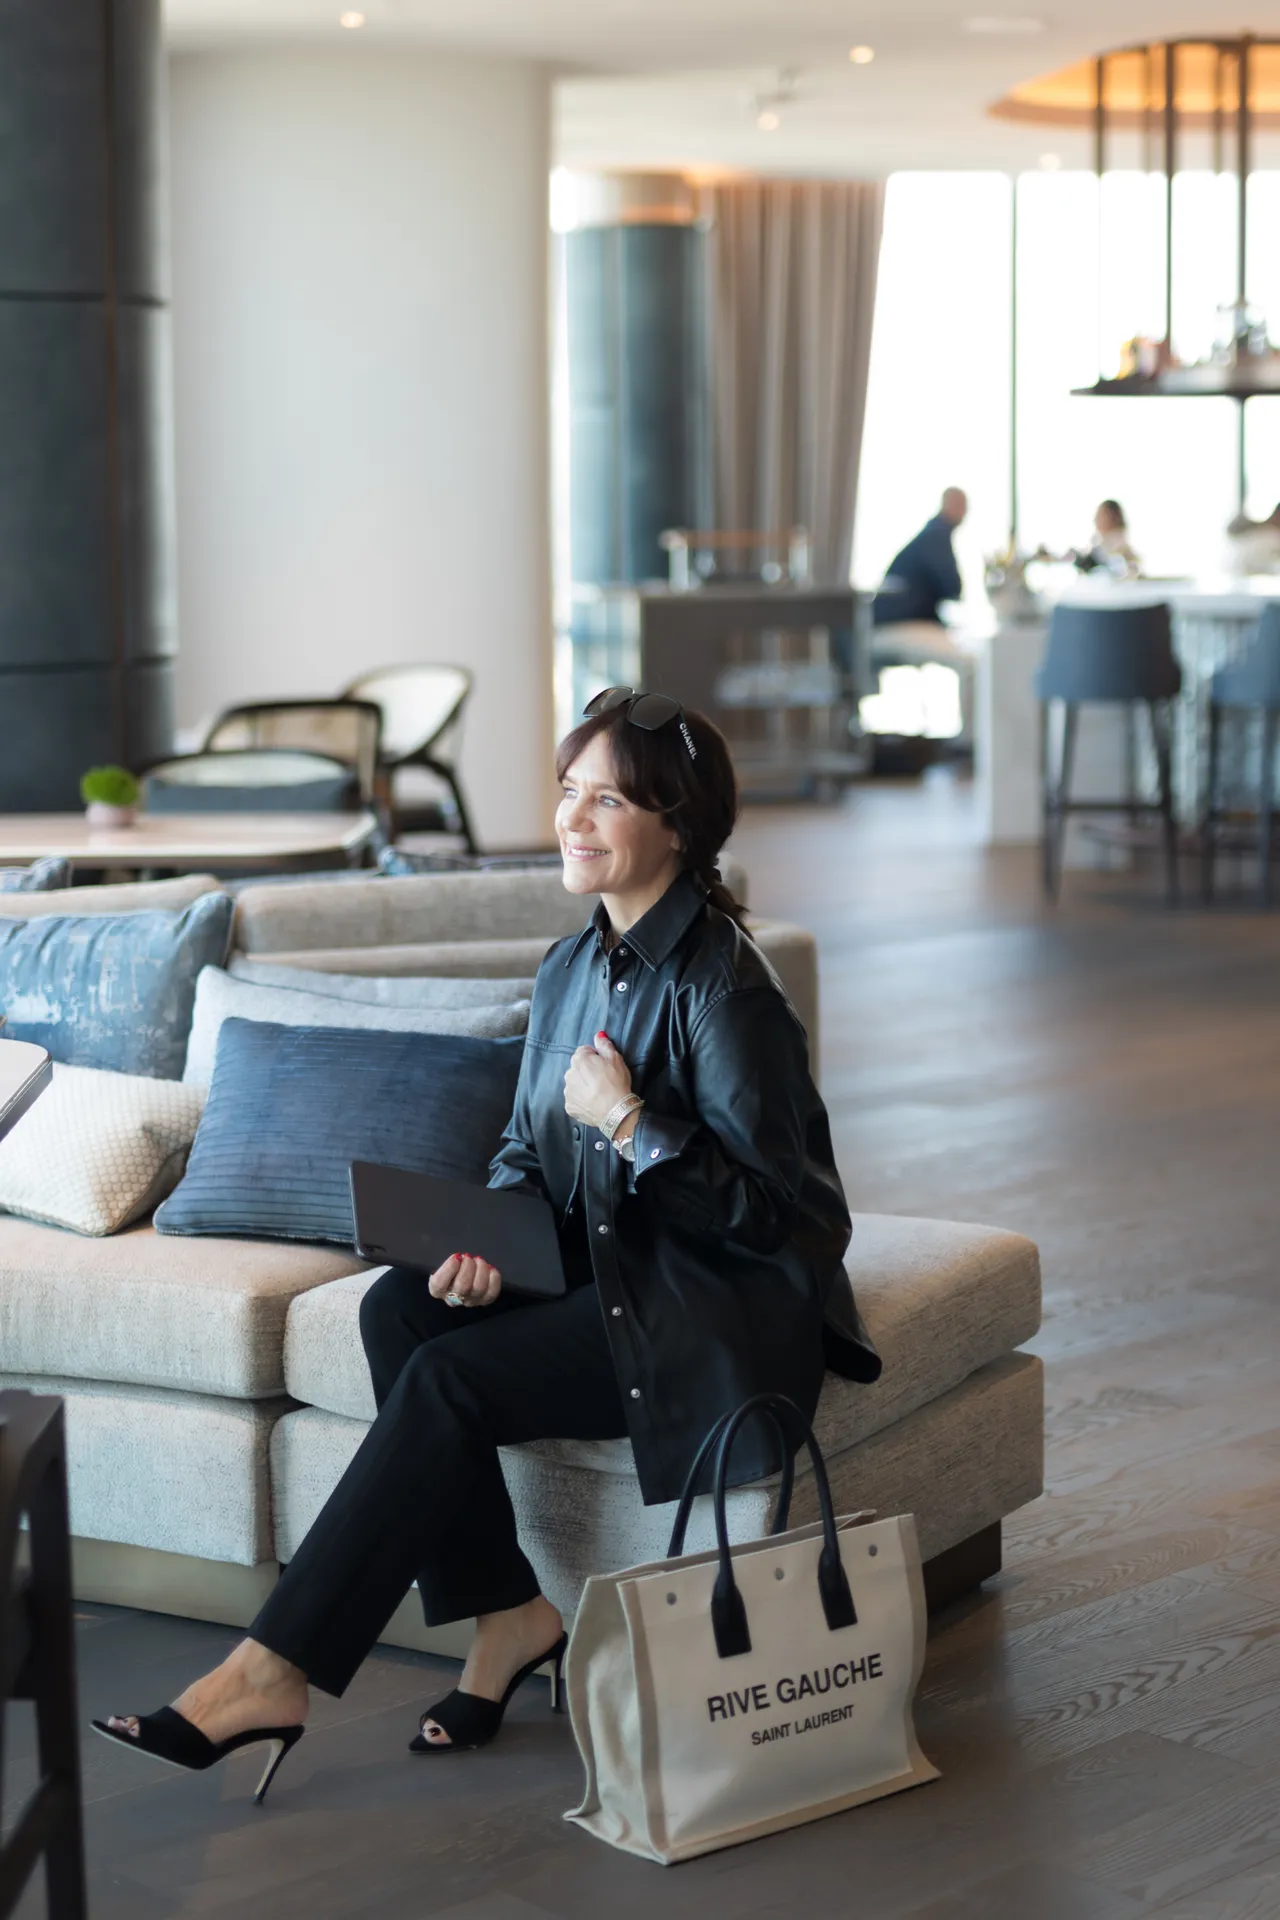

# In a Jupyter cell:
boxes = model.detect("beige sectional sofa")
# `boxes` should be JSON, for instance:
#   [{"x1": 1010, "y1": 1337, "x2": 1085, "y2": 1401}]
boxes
[{"x1": 0, "y1": 862, "x2": 1044, "y2": 1650}]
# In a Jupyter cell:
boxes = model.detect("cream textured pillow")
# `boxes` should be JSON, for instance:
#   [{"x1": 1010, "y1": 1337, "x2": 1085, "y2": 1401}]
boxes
[{"x1": 0, "y1": 1064, "x2": 206, "y2": 1235}]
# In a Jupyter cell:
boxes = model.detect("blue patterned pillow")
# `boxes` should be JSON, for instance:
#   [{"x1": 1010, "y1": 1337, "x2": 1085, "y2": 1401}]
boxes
[
  {"x1": 155, "y1": 1019, "x2": 524, "y2": 1245},
  {"x1": 0, "y1": 895, "x2": 234, "y2": 1079},
  {"x1": 0, "y1": 858, "x2": 72, "y2": 893}
]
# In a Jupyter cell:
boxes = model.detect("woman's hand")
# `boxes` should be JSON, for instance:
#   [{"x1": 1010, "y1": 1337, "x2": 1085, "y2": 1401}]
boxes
[
  {"x1": 564, "y1": 1031, "x2": 633, "y2": 1130},
  {"x1": 428, "y1": 1252, "x2": 502, "y2": 1308}
]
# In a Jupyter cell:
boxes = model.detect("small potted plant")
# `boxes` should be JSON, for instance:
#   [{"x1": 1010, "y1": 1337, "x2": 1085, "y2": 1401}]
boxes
[{"x1": 80, "y1": 765, "x2": 141, "y2": 829}]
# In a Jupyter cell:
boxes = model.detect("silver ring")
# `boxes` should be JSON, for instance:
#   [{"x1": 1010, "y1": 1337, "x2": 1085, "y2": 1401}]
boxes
[{"x1": 445, "y1": 1291, "x2": 466, "y2": 1307}]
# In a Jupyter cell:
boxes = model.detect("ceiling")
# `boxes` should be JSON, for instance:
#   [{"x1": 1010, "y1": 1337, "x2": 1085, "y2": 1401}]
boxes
[{"x1": 163, "y1": 1, "x2": 1280, "y2": 172}]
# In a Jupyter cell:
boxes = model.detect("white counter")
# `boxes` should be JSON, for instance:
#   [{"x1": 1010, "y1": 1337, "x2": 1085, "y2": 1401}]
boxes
[{"x1": 973, "y1": 577, "x2": 1280, "y2": 848}]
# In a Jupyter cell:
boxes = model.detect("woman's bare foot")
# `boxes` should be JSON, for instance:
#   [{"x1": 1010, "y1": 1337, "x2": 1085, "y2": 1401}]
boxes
[
  {"x1": 419, "y1": 1594, "x2": 563, "y2": 1748},
  {"x1": 105, "y1": 1638, "x2": 310, "y2": 1747}
]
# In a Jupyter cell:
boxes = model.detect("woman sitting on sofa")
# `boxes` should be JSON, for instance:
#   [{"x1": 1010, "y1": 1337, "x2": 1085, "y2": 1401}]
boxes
[{"x1": 95, "y1": 690, "x2": 880, "y2": 1794}]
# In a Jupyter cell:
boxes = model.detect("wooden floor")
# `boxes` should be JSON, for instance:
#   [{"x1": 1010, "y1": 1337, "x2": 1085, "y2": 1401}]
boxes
[{"x1": 12, "y1": 772, "x2": 1280, "y2": 1919}]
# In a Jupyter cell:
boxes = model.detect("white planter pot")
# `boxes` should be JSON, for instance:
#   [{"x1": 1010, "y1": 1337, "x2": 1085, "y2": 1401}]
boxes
[{"x1": 84, "y1": 803, "x2": 137, "y2": 829}]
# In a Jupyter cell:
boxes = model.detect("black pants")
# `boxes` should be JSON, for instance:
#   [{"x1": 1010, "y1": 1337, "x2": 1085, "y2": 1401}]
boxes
[{"x1": 250, "y1": 1268, "x2": 627, "y2": 1696}]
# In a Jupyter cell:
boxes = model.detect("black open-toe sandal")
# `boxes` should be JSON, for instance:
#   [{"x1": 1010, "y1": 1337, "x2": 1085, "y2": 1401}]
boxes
[
  {"x1": 410, "y1": 1632, "x2": 568, "y2": 1754},
  {"x1": 92, "y1": 1707, "x2": 304, "y2": 1805}
]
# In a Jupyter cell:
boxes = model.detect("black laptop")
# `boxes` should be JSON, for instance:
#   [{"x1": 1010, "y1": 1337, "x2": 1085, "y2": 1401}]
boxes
[{"x1": 349, "y1": 1161, "x2": 567, "y2": 1300}]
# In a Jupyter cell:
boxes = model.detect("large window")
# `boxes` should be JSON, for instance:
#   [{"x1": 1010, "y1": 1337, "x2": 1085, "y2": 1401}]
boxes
[
  {"x1": 853, "y1": 172, "x2": 1012, "y2": 608},
  {"x1": 856, "y1": 169, "x2": 1280, "y2": 600}
]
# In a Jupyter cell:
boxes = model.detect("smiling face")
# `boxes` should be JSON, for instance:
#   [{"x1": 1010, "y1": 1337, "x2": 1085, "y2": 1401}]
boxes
[{"x1": 556, "y1": 731, "x2": 682, "y2": 912}]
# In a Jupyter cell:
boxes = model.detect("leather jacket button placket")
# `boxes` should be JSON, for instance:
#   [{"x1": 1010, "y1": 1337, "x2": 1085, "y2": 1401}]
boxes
[{"x1": 591, "y1": 943, "x2": 647, "y2": 1429}]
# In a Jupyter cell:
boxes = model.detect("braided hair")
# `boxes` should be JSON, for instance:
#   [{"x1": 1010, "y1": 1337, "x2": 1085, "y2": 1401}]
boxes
[{"x1": 555, "y1": 703, "x2": 747, "y2": 929}]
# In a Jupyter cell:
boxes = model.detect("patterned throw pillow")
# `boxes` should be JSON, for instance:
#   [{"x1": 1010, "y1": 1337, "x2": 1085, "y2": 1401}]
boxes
[
  {"x1": 0, "y1": 1064, "x2": 205, "y2": 1235},
  {"x1": 0, "y1": 858, "x2": 72, "y2": 893},
  {"x1": 0, "y1": 894, "x2": 234, "y2": 1079}
]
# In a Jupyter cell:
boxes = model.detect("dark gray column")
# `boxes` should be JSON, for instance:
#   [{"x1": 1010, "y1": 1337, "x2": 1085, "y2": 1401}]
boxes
[
  {"x1": 566, "y1": 213, "x2": 709, "y2": 585},
  {"x1": 0, "y1": 0, "x2": 176, "y2": 811}
]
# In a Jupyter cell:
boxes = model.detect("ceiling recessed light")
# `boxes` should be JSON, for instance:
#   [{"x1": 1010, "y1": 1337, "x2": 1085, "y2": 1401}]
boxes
[
  {"x1": 339, "y1": 10, "x2": 366, "y2": 26},
  {"x1": 757, "y1": 109, "x2": 781, "y2": 132},
  {"x1": 1039, "y1": 151, "x2": 1062, "y2": 169},
  {"x1": 849, "y1": 45, "x2": 875, "y2": 64},
  {"x1": 962, "y1": 15, "x2": 1045, "y2": 32}
]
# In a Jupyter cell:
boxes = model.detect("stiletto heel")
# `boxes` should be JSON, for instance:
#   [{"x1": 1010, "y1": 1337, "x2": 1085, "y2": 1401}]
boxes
[
  {"x1": 92, "y1": 1707, "x2": 304, "y2": 1805},
  {"x1": 253, "y1": 1731, "x2": 302, "y2": 1805},
  {"x1": 410, "y1": 1632, "x2": 569, "y2": 1754}
]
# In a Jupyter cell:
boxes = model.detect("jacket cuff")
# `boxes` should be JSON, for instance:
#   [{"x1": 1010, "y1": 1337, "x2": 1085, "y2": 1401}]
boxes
[{"x1": 631, "y1": 1110, "x2": 698, "y2": 1179}]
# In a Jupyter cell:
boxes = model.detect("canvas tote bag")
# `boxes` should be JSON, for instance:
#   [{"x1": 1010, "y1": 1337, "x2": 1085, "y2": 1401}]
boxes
[{"x1": 564, "y1": 1393, "x2": 938, "y2": 1863}]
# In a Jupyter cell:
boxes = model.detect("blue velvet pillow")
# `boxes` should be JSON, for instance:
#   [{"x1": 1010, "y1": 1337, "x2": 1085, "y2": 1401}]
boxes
[
  {"x1": 0, "y1": 857, "x2": 72, "y2": 893},
  {"x1": 154, "y1": 1019, "x2": 525, "y2": 1245},
  {"x1": 0, "y1": 895, "x2": 234, "y2": 1079}
]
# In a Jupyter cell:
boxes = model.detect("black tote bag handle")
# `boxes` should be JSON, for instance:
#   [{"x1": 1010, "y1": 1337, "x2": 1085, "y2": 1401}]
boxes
[
  {"x1": 693, "y1": 1393, "x2": 858, "y2": 1661},
  {"x1": 665, "y1": 1405, "x2": 796, "y2": 1560}
]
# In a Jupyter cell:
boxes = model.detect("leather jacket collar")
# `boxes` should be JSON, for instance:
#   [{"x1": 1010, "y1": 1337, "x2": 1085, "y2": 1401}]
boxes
[{"x1": 563, "y1": 867, "x2": 707, "y2": 973}]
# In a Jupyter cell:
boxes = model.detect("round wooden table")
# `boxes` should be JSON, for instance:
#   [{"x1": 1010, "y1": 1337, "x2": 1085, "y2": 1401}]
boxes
[{"x1": 0, "y1": 811, "x2": 379, "y2": 877}]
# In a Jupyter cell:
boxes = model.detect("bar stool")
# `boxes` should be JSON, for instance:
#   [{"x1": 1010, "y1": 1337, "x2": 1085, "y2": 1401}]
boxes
[
  {"x1": 1036, "y1": 603, "x2": 1181, "y2": 904},
  {"x1": 1201, "y1": 603, "x2": 1280, "y2": 907}
]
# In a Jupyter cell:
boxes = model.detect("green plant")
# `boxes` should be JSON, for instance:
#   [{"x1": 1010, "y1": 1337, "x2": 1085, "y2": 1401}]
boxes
[{"x1": 80, "y1": 765, "x2": 140, "y2": 809}]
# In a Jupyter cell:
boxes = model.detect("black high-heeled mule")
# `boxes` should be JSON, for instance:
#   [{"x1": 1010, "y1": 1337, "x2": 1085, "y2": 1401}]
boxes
[
  {"x1": 410, "y1": 1632, "x2": 568, "y2": 1754},
  {"x1": 91, "y1": 1707, "x2": 304, "y2": 1804}
]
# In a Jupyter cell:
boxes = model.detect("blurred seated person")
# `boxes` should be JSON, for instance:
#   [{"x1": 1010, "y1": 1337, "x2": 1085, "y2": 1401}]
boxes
[
  {"x1": 873, "y1": 488, "x2": 967, "y2": 627},
  {"x1": 869, "y1": 488, "x2": 974, "y2": 750},
  {"x1": 1073, "y1": 500, "x2": 1140, "y2": 577},
  {"x1": 1225, "y1": 502, "x2": 1280, "y2": 576}
]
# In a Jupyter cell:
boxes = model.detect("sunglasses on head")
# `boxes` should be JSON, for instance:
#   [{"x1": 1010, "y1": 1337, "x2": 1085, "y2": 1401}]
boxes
[{"x1": 583, "y1": 686, "x2": 698, "y2": 762}]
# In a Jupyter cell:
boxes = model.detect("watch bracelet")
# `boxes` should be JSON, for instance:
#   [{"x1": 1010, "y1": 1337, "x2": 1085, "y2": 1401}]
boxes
[{"x1": 600, "y1": 1093, "x2": 643, "y2": 1141}]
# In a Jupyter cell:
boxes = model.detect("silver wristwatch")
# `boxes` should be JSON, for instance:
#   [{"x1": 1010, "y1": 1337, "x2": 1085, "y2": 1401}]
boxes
[{"x1": 614, "y1": 1129, "x2": 637, "y2": 1164}]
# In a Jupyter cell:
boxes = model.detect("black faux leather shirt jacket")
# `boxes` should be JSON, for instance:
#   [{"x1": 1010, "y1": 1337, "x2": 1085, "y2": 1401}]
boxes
[{"x1": 488, "y1": 871, "x2": 881, "y2": 1506}]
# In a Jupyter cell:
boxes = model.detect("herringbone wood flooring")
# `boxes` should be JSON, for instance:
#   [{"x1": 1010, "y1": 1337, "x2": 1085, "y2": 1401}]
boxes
[{"x1": 10, "y1": 773, "x2": 1280, "y2": 1918}]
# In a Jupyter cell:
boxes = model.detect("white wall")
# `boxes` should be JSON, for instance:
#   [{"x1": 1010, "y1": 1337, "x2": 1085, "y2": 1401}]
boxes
[{"x1": 168, "y1": 46, "x2": 555, "y2": 847}]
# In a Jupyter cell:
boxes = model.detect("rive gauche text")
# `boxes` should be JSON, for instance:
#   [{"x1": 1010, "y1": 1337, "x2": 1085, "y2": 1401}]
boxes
[{"x1": 706, "y1": 1657, "x2": 884, "y2": 1744}]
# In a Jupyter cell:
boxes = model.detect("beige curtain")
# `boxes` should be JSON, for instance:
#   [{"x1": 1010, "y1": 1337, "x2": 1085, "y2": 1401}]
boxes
[{"x1": 706, "y1": 180, "x2": 884, "y2": 584}]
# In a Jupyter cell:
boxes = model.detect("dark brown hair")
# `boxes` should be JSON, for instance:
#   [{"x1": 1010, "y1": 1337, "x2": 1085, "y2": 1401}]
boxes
[{"x1": 556, "y1": 704, "x2": 746, "y2": 928}]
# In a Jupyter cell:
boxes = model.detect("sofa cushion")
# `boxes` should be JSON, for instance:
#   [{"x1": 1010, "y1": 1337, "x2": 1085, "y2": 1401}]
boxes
[
  {"x1": 234, "y1": 870, "x2": 594, "y2": 956},
  {"x1": 748, "y1": 920, "x2": 818, "y2": 1056},
  {"x1": 240, "y1": 939, "x2": 564, "y2": 979},
  {"x1": 273, "y1": 1354, "x2": 1044, "y2": 1614},
  {"x1": 182, "y1": 965, "x2": 530, "y2": 1086},
  {"x1": 0, "y1": 1216, "x2": 363, "y2": 1398},
  {"x1": 1, "y1": 1371, "x2": 285, "y2": 1566},
  {"x1": 371, "y1": 851, "x2": 752, "y2": 906},
  {"x1": 0, "y1": 894, "x2": 235, "y2": 1078},
  {"x1": 284, "y1": 1212, "x2": 1042, "y2": 1460},
  {"x1": 0, "y1": 873, "x2": 220, "y2": 920},
  {"x1": 227, "y1": 956, "x2": 538, "y2": 1007},
  {"x1": 0, "y1": 1064, "x2": 205, "y2": 1235},
  {"x1": 158, "y1": 1021, "x2": 525, "y2": 1246},
  {"x1": 0, "y1": 857, "x2": 71, "y2": 893},
  {"x1": 242, "y1": 921, "x2": 817, "y2": 1062},
  {"x1": 234, "y1": 863, "x2": 746, "y2": 955}
]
